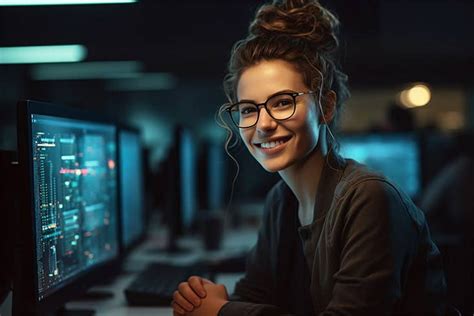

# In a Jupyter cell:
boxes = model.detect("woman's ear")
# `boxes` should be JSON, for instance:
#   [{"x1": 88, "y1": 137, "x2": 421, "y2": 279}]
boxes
[{"x1": 320, "y1": 90, "x2": 337, "y2": 124}]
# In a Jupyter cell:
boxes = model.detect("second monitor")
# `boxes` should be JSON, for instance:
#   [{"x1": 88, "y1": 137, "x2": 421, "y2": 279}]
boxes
[{"x1": 118, "y1": 126, "x2": 146, "y2": 254}]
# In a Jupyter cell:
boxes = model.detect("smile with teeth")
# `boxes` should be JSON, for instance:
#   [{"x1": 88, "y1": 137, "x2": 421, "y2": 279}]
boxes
[
  {"x1": 258, "y1": 138, "x2": 290, "y2": 149},
  {"x1": 260, "y1": 140, "x2": 285, "y2": 148}
]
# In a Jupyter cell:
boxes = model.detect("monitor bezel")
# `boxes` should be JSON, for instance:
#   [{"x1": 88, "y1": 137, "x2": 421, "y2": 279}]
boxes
[
  {"x1": 116, "y1": 124, "x2": 147, "y2": 257},
  {"x1": 15, "y1": 99, "x2": 121, "y2": 315}
]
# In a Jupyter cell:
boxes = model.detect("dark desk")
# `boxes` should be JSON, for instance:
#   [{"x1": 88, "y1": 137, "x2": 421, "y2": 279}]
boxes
[
  {"x1": 66, "y1": 227, "x2": 257, "y2": 316},
  {"x1": 0, "y1": 228, "x2": 257, "y2": 316}
]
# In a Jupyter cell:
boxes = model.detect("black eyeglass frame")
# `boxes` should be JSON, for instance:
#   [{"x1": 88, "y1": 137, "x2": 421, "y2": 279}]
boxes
[{"x1": 226, "y1": 91, "x2": 315, "y2": 128}]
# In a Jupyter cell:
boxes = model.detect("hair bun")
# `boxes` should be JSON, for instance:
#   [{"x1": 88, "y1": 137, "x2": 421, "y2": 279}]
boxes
[{"x1": 249, "y1": 0, "x2": 340, "y2": 53}]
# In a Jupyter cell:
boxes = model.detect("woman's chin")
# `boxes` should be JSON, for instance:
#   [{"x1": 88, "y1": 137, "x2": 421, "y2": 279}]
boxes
[{"x1": 258, "y1": 159, "x2": 292, "y2": 173}]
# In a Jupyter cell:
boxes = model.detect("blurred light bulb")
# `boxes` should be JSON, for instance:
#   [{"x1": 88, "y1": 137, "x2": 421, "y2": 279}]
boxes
[
  {"x1": 407, "y1": 84, "x2": 431, "y2": 107},
  {"x1": 399, "y1": 90, "x2": 410, "y2": 107},
  {"x1": 399, "y1": 83, "x2": 431, "y2": 108}
]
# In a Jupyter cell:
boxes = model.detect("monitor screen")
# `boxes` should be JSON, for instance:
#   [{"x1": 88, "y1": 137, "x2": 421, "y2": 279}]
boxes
[
  {"x1": 198, "y1": 142, "x2": 224, "y2": 211},
  {"x1": 339, "y1": 133, "x2": 421, "y2": 197},
  {"x1": 179, "y1": 128, "x2": 197, "y2": 230},
  {"x1": 119, "y1": 129, "x2": 145, "y2": 250},
  {"x1": 206, "y1": 142, "x2": 226, "y2": 210},
  {"x1": 30, "y1": 114, "x2": 118, "y2": 300}
]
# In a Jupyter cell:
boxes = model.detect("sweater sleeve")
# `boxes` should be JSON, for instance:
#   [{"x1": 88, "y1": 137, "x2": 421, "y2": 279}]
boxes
[
  {"x1": 320, "y1": 179, "x2": 445, "y2": 316},
  {"x1": 218, "y1": 183, "x2": 294, "y2": 316}
]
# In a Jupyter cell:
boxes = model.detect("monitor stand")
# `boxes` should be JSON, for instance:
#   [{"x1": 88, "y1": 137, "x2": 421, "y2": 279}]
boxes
[
  {"x1": 144, "y1": 217, "x2": 192, "y2": 255},
  {"x1": 54, "y1": 289, "x2": 114, "y2": 315},
  {"x1": 165, "y1": 237, "x2": 192, "y2": 254},
  {"x1": 147, "y1": 228, "x2": 192, "y2": 255},
  {"x1": 55, "y1": 306, "x2": 96, "y2": 316},
  {"x1": 147, "y1": 239, "x2": 191, "y2": 255},
  {"x1": 75, "y1": 289, "x2": 114, "y2": 301}
]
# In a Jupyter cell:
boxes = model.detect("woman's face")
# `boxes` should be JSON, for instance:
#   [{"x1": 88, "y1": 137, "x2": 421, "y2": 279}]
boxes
[{"x1": 237, "y1": 59, "x2": 321, "y2": 172}]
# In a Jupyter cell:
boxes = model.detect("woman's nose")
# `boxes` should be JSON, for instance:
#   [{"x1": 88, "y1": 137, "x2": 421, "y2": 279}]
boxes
[{"x1": 256, "y1": 107, "x2": 277, "y2": 133}]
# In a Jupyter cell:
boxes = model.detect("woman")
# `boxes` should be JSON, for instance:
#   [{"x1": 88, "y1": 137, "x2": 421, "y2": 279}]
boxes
[{"x1": 172, "y1": 0, "x2": 447, "y2": 315}]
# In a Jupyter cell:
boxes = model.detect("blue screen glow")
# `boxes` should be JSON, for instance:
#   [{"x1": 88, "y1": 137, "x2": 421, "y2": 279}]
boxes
[
  {"x1": 339, "y1": 134, "x2": 421, "y2": 197},
  {"x1": 119, "y1": 130, "x2": 145, "y2": 249}
]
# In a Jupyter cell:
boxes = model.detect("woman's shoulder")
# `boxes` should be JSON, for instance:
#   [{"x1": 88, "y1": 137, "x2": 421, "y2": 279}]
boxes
[
  {"x1": 337, "y1": 158, "x2": 403, "y2": 198},
  {"x1": 340, "y1": 159, "x2": 387, "y2": 184},
  {"x1": 335, "y1": 158, "x2": 426, "y2": 228}
]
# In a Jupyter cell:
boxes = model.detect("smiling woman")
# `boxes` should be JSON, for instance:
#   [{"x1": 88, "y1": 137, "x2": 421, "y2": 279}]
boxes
[
  {"x1": 171, "y1": 0, "x2": 447, "y2": 315},
  {"x1": 235, "y1": 60, "x2": 323, "y2": 173}
]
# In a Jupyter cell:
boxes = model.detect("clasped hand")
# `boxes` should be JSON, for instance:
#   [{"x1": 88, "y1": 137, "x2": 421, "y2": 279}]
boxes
[{"x1": 172, "y1": 276, "x2": 229, "y2": 316}]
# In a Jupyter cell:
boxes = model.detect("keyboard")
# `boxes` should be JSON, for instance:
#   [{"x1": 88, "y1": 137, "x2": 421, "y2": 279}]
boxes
[{"x1": 124, "y1": 262, "x2": 210, "y2": 306}]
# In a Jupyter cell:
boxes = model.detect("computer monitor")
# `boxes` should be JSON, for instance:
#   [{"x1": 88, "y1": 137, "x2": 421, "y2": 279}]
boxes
[
  {"x1": 339, "y1": 133, "x2": 421, "y2": 198},
  {"x1": 179, "y1": 128, "x2": 197, "y2": 231},
  {"x1": 161, "y1": 127, "x2": 197, "y2": 252},
  {"x1": 198, "y1": 141, "x2": 227, "y2": 211},
  {"x1": 118, "y1": 126, "x2": 146, "y2": 253},
  {"x1": 14, "y1": 100, "x2": 120, "y2": 315}
]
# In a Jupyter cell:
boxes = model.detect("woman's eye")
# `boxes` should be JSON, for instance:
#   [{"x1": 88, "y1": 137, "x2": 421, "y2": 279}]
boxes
[
  {"x1": 240, "y1": 106, "x2": 256, "y2": 114},
  {"x1": 274, "y1": 99, "x2": 292, "y2": 107}
]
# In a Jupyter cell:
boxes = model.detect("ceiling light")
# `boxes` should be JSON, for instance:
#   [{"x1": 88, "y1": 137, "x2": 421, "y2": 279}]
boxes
[
  {"x1": 31, "y1": 61, "x2": 143, "y2": 80},
  {"x1": 0, "y1": 0, "x2": 136, "y2": 6},
  {"x1": 0, "y1": 45, "x2": 86, "y2": 64}
]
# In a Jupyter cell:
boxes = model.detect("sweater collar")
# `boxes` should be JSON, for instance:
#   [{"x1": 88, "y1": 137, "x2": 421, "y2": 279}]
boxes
[
  {"x1": 312, "y1": 151, "x2": 346, "y2": 222},
  {"x1": 281, "y1": 150, "x2": 346, "y2": 224}
]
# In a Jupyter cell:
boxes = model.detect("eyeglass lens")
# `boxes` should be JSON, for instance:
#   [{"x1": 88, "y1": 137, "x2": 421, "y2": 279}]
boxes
[{"x1": 230, "y1": 93, "x2": 296, "y2": 127}]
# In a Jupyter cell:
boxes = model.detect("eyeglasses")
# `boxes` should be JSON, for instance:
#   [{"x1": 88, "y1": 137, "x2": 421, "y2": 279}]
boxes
[{"x1": 226, "y1": 91, "x2": 315, "y2": 128}]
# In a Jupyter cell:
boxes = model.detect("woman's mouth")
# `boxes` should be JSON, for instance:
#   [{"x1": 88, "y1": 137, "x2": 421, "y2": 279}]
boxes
[
  {"x1": 260, "y1": 139, "x2": 286, "y2": 149},
  {"x1": 254, "y1": 136, "x2": 291, "y2": 154}
]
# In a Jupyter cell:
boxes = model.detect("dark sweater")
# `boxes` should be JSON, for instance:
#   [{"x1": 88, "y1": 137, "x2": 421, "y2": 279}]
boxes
[
  {"x1": 219, "y1": 154, "x2": 447, "y2": 316},
  {"x1": 286, "y1": 212, "x2": 314, "y2": 315}
]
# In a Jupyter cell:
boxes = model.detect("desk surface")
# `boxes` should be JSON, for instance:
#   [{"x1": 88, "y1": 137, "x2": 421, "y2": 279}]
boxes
[
  {"x1": 0, "y1": 228, "x2": 257, "y2": 316},
  {"x1": 64, "y1": 227, "x2": 258, "y2": 316},
  {"x1": 66, "y1": 272, "x2": 244, "y2": 316}
]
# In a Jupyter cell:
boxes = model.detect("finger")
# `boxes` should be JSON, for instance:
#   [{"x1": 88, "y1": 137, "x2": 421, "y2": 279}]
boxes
[
  {"x1": 171, "y1": 300, "x2": 187, "y2": 315},
  {"x1": 171, "y1": 301, "x2": 185, "y2": 315},
  {"x1": 201, "y1": 278, "x2": 214, "y2": 285},
  {"x1": 172, "y1": 290, "x2": 195, "y2": 312},
  {"x1": 179, "y1": 281, "x2": 202, "y2": 306},
  {"x1": 218, "y1": 284, "x2": 229, "y2": 297},
  {"x1": 188, "y1": 276, "x2": 207, "y2": 298}
]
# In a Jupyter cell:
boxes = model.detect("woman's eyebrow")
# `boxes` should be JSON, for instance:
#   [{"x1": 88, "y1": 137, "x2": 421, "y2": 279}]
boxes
[{"x1": 237, "y1": 89, "x2": 298, "y2": 103}]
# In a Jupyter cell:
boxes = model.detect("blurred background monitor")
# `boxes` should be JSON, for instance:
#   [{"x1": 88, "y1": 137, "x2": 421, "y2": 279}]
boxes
[
  {"x1": 339, "y1": 133, "x2": 422, "y2": 198},
  {"x1": 197, "y1": 140, "x2": 228, "y2": 212},
  {"x1": 118, "y1": 126, "x2": 146, "y2": 254},
  {"x1": 14, "y1": 100, "x2": 119, "y2": 315},
  {"x1": 160, "y1": 126, "x2": 198, "y2": 252},
  {"x1": 418, "y1": 130, "x2": 457, "y2": 187},
  {"x1": 179, "y1": 127, "x2": 197, "y2": 231}
]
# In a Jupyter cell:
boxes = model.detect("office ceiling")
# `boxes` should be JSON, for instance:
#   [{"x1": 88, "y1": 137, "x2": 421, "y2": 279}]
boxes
[{"x1": 1, "y1": 0, "x2": 473, "y2": 85}]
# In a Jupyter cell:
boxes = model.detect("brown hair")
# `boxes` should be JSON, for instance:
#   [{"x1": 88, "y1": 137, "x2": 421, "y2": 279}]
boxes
[{"x1": 218, "y1": 0, "x2": 350, "y2": 150}]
